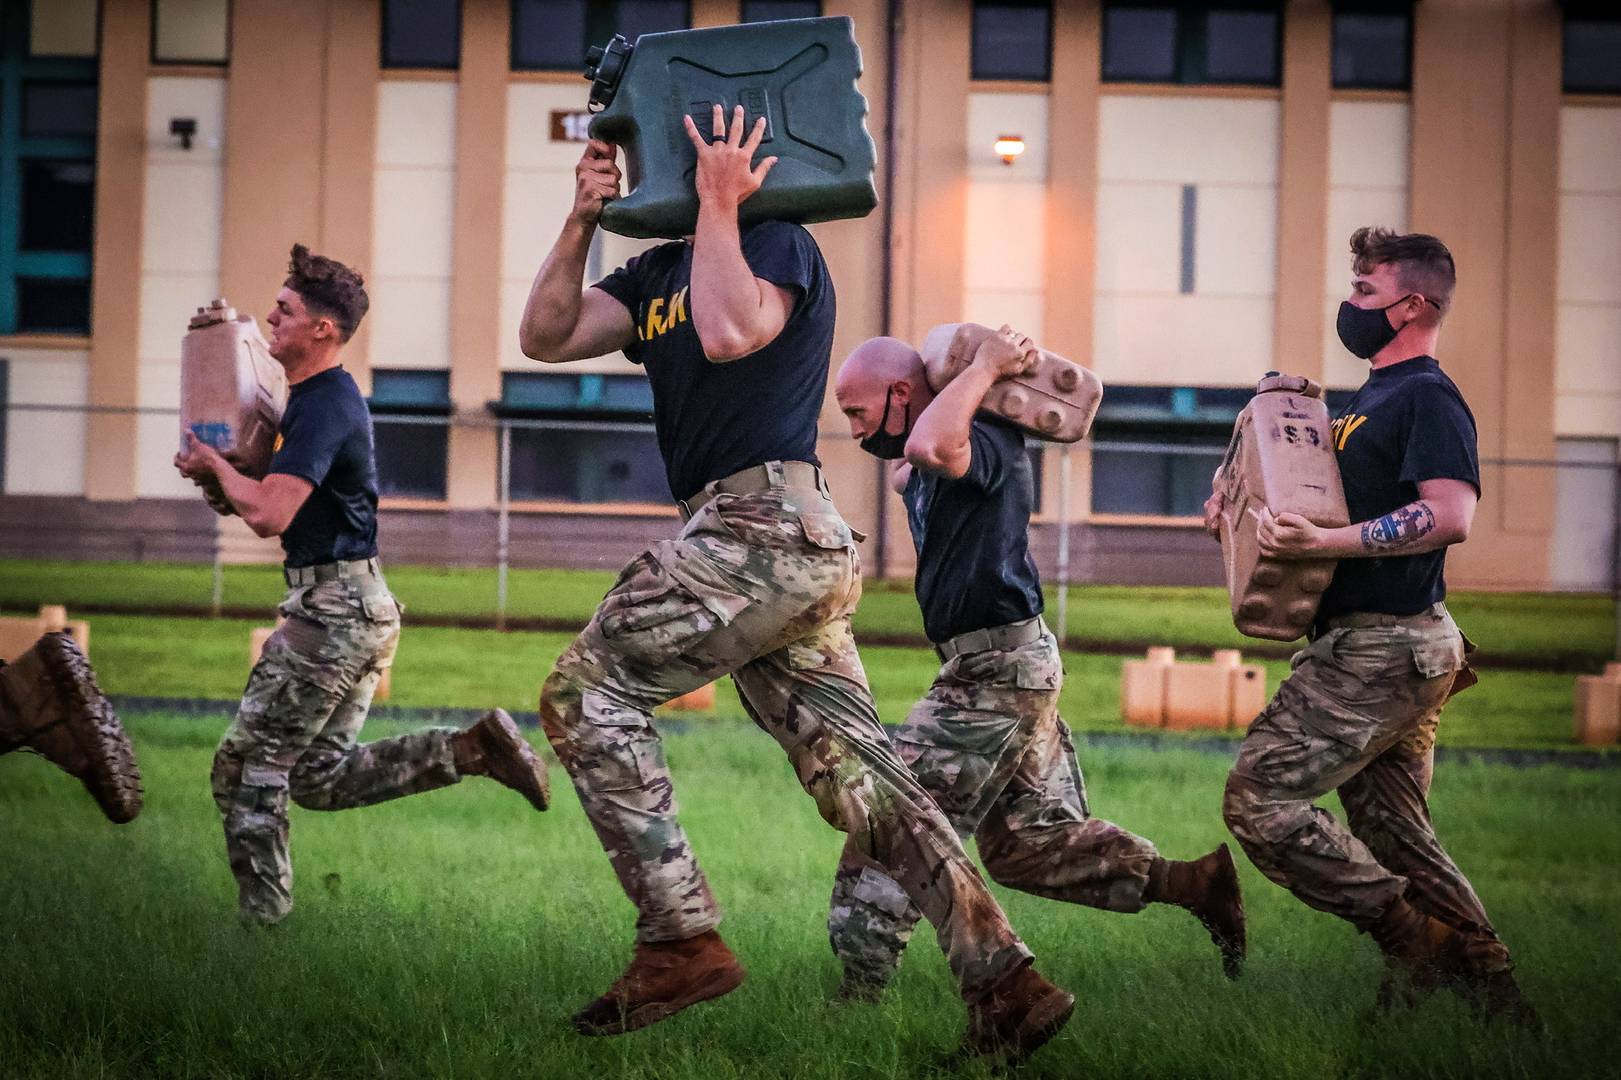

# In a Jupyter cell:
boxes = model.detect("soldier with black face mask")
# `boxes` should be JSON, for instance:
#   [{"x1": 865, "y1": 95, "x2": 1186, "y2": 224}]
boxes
[{"x1": 1205, "y1": 227, "x2": 1537, "y2": 1025}]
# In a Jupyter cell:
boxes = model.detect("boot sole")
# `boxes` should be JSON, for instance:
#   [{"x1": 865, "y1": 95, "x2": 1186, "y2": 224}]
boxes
[
  {"x1": 574, "y1": 963, "x2": 746, "y2": 1037},
  {"x1": 36, "y1": 633, "x2": 143, "y2": 824}
]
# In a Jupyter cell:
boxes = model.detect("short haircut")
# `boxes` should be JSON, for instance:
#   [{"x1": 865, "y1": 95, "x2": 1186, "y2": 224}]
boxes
[
  {"x1": 1349, "y1": 227, "x2": 1456, "y2": 314},
  {"x1": 284, "y1": 244, "x2": 369, "y2": 343}
]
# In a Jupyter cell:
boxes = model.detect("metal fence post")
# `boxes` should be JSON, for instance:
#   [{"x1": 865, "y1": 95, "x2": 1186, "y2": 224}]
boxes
[
  {"x1": 1055, "y1": 444, "x2": 1072, "y2": 647},
  {"x1": 497, "y1": 418, "x2": 511, "y2": 631},
  {"x1": 210, "y1": 548, "x2": 224, "y2": 617}
]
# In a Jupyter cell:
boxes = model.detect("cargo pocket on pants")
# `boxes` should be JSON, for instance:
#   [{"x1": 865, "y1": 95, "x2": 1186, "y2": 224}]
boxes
[{"x1": 597, "y1": 550, "x2": 748, "y2": 668}]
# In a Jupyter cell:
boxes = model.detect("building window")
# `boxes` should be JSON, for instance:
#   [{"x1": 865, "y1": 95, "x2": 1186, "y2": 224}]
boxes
[
  {"x1": 511, "y1": 0, "x2": 690, "y2": 71},
  {"x1": 1563, "y1": 13, "x2": 1621, "y2": 95},
  {"x1": 382, "y1": 0, "x2": 462, "y2": 70},
  {"x1": 972, "y1": 0, "x2": 1052, "y2": 81},
  {"x1": 1102, "y1": 3, "x2": 1281, "y2": 87},
  {"x1": 742, "y1": 0, "x2": 820, "y2": 21},
  {"x1": 152, "y1": 0, "x2": 232, "y2": 65},
  {"x1": 1089, "y1": 386, "x2": 1247, "y2": 516},
  {"x1": 2, "y1": 2, "x2": 98, "y2": 336},
  {"x1": 369, "y1": 370, "x2": 451, "y2": 500},
  {"x1": 498, "y1": 372, "x2": 667, "y2": 503},
  {"x1": 1331, "y1": 6, "x2": 1410, "y2": 90}
]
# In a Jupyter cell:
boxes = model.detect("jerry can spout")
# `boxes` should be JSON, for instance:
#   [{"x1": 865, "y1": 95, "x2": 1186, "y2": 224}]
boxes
[{"x1": 585, "y1": 35, "x2": 633, "y2": 112}]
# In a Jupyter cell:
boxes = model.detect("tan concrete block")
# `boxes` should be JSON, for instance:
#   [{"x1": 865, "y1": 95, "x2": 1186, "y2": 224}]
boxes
[
  {"x1": 1121, "y1": 657, "x2": 1170, "y2": 727},
  {"x1": 1165, "y1": 662, "x2": 1232, "y2": 730},
  {"x1": 249, "y1": 626, "x2": 276, "y2": 667},
  {"x1": 37, "y1": 605, "x2": 67, "y2": 632},
  {"x1": 660, "y1": 682, "x2": 717, "y2": 714},
  {"x1": 0, "y1": 619, "x2": 43, "y2": 661},
  {"x1": 1230, "y1": 664, "x2": 1268, "y2": 730},
  {"x1": 1574, "y1": 676, "x2": 1621, "y2": 746},
  {"x1": 375, "y1": 667, "x2": 392, "y2": 702},
  {"x1": 1605, "y1": 662, "x2": 1621, "y2": 681}
]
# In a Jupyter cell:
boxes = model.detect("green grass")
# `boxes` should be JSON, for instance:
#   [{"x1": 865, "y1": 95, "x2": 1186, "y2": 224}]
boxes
[
  {"x1": 2, "y1": 714, "x2": 1617, "y2": 1079},
  {"x1": 3, "y1": 559, "x2": 1615, "y2": 663},
  {"x1": 83, "y1": 613, "x2": 1592, "y2": 752}
]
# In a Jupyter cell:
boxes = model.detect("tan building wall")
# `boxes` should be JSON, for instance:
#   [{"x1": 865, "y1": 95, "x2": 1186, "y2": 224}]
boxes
[{"x1": 3, "y1": 0, "x2": 1616, "y2": 592}]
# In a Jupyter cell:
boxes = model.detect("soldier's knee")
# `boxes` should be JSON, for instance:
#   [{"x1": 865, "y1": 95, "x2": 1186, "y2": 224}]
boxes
[
  {"x1": 211, "y1": 745, "x2": 244, "y2": 815},
  {"x1": 1222, "y1": 770, "x2": 1258, "y2": 844},
  {"x1": 538, "y1": 669, "x2": 585, "y2": 751},
  {"x1": 288, "y1": 761, "x2": 337, "y2": 811}
]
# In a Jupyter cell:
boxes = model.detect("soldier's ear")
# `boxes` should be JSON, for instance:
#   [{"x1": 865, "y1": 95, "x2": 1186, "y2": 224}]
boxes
[{"x1": 890, "y1": 379, "x2": 913, "y2": 406}]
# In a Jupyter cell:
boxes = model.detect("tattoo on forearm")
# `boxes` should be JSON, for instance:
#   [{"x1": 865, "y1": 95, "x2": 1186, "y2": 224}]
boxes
[{"x1": 1360, "y1": 502, "x2": 1436, "y2": 552}]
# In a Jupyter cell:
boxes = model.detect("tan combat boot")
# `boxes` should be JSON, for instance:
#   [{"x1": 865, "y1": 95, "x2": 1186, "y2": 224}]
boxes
[
  {"x1": 452, "y1": 708, "x2": 550, "y2": 811},
  {"x1": 961, "y1": 963, "x2": 1076, "y2": 1065},
  {"x1": 0, "y1": 632, "x2": 142, "y2": 823},
  {"x1": 1367, "y1": 898, "x2": 1541, "y2": 1029},
  {"x1": 1146, "y1": 843, "x2": 1248, "y2": 979},
  {"x1": 571, "y1": 930, "x2": 747, "y2": 1035}
]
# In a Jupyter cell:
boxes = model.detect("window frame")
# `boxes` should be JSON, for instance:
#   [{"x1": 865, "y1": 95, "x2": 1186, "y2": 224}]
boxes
[
  {"x1": 509, "y1": 0, "x2": 693, "y2": 73},
  {"x1": 970, "y1": 0, "x2": 1055, "y2": 83},
  {"x1": 1328, "y1": 2, "x2": 1412, "y2": 92},
  {"x1": 740, "y1": 0, "x2": 822, "y2": 22},
  {"x1": 380, "y1": 0, "x2": 463, "y2": 72},
  {"x1": 1100, "y1": 2, "x2": 1283, "y2": 89},
  {"x1": 149, "y1": 0, "x2": 232, "y2": 67}
]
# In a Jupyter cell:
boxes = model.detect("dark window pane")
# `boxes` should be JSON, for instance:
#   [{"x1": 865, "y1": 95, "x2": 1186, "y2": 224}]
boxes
[
  {"x1": 512, "y1": 0, "x2": 588, "y2": 70},
  {"x1": 1564, "y1": 18, "x2": 1621, "y2": 94},
  {"x1": 21, "y1": 160, "x2": 95, "y2": 253},
  {"x1": 1167, "y1": 447, "x2": 1225, "y2": 515},
  {"x1": 371, "y1": 369, "x2": 451, "y2": 408},
  {"x1": 742, "y1": 0, "x2": 820, "y2": 21},
  {"x1": 22, "y1": 81, "x2": 98, "y2": 137},
  {"x1": 1092, "y1": 448, "x2": 1169, "y2": 514},
  {"x1": 510, "y1": 427, "x2": 668, "y2": 503},
  {"x1": 1204, "y1": 9, "x2": 1278, "y2": 84},
  {"x1": 374, "y1": 417, "x2": 449, "y2": 499},
  {"x1": 607, "y1": 0, "x2": 688, "y2": 42},
  {"x1": 382, "y1": 0, "x2": 461, "y2": 69},
  {"x1": 972, "y1": 1, "x2": 1052, "y2": 80},
  {"x1": 1102, "y1": 6, "x2": 1177, "y2": 81},
  {"x1": 17, "y1": 278, "x2": 92, "y2": 334},
  {"x1": 1332, "y1": 12, "x2": 1410, "y2": 89}
]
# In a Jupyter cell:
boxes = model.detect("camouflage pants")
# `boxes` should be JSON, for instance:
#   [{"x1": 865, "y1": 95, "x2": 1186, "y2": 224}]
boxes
[
  {"x1": 212, "y1": 575, "x2": 462, "y2": 924},
  {"x1": 1223, "y1": 605, "x2": 1500, "y2": 939},
  {"x1": 539, "y1": 467, "x2": 1032, "y2": 1000},
  {"x1": 828, "y1": 628, "x2": 1159, "y2": 988}
]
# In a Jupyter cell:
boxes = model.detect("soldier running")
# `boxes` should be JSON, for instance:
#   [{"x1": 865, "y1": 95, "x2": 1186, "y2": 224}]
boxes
[
  {"x1": 1206, "y1": 227, "x2": 1535, "y2": 1022},
  {"x1": 175, "y1": 245, "x2": 549, "y2": 926},
  {"x1": 829, "y1": 330, "x2": 1245, "y2": 999},
  {"x1": 519, "y1": 106, "x2": 1073, "y2": 1063}
]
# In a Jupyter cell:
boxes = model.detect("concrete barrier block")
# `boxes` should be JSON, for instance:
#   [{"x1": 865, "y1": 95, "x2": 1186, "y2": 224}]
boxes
[
  {"x1": 1122, "y1": 656, "x2": 1171, "y2": 727},
  {"x1": 1574, "y1": 675, "x2": 1621, "y2": 746}
]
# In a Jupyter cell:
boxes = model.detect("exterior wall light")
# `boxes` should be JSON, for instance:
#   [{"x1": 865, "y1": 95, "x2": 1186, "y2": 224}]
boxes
[{"x1": 993, "y1": 134, "x2": 1026, "y2": 166}]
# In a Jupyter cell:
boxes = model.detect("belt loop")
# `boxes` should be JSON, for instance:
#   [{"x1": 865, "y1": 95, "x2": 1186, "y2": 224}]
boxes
[{"x1": 766, "y1": 460, "x2": 783, "y2": 488}]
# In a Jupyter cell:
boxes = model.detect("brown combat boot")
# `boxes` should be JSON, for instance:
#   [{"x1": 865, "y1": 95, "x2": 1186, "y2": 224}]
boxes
[
  {"x1": 452, "y1": 708, "x2": 550, "y2": 811},
  {"x1": 961, "y1": 963, "x2": 1076, "y2": 1065},
  {"x1": 0, "y1": 632, "x2": 142, "y2": 823},
  {"x1": 571, "y1": 930, "x2": 746, "y2": 1036},
  {"x1": 1146, "y1": 844, "x2": 1247, "y2": 979},
  {"x1": 1365, "y1": 899, "x2": 1541, "y2": 1030}
]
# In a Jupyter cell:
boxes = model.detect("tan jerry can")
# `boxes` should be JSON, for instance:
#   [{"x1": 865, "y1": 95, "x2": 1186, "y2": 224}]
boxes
[
  {"x1": 180, "y1": 298, "x2": 287, "y2": 478},
  {"x1": 921, "y1": 322, "x2": 1103, "y2": 444},
  {"x1": 1121, "y1": 648, "x2": 1175, "y2": 727},
  {"x1": 1573, "y1": 675, "x2": 1621, "y2": 746},
  {"x1": 1216, "y1": 373, "x2": 1350, "y2": 642}
]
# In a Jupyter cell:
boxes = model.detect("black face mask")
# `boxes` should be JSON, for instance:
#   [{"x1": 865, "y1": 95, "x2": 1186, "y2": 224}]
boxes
[
  {"x1": 1336, "y1": 295, "x2": 1417, "y2": 360},
  {"x1": 859, "y1": 387, "x2": 911, "y2": 459}
]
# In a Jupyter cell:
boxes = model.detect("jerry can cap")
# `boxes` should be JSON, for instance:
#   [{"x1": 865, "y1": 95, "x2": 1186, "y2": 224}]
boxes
[
  {"x1": 584, "y1": 35, "x2": 633, "y2": 112},
  {"x1": 1255, "y1": 371, "x2": 1323, "y2": 399}
]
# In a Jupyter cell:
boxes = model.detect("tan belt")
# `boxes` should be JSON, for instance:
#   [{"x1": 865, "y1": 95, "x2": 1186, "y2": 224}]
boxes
[
  {"x1": 678, "y1": 460, "x2": 830, "y2": 523},
  {"x1": 1319, "y1": 601, "x2": 1449, "y2": 632},
  {"x1": 284, "y1": 556, "x2": 382, "y2": 587},
  {"x1": 935, "y1": 615, "x2": 1047, "y2": 662}
]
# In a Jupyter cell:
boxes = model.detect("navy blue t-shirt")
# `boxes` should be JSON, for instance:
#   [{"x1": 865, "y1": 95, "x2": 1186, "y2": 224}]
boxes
[
  {"x1": 592, "y1": 221, "x2": 832, "y2": 502},
  {"x1": 905, "y1": 417, "x2": 1044, "y2": 644},
  {"x1": 267, "y1": 366, "x2": 379, "y2": 569},
  {"x1": 1317, "y1": 356, "x2": 1479, "y2": 620}
]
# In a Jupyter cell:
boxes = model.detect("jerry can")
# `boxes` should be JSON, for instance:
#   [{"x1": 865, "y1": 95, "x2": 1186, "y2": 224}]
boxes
[
  {"x1": 1215, "y1": 373, "x2": 1350, "y2": 641},
  {"x1": 920, "y1": 323, "x2": 1103, "y2": 443},
  {"x1": 179, "y1": 298, "x2": 286, "y2": 479},
  {"x1": 583, "y1": 16, "x2": 878, "y2": 240}
]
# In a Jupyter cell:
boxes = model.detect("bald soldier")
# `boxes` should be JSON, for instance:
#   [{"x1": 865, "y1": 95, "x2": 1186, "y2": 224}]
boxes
[{"x1": 829, "y1": 330, "x2": 1246, "y2": 999}]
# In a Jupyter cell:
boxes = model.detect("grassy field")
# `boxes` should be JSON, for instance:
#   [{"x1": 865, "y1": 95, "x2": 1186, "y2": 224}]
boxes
[
  {"x1": 3, "y1": 713, "x2": 1618, "y2": 1079},
  {"x1": 3, "y1": 559, "x2": 1614, "y2": 664},
  {"x1": 71, "y1": 613, "x2": 1591, "y2": 752}
]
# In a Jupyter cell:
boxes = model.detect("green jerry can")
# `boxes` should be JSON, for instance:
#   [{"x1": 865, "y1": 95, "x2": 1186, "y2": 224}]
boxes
[{"x1": 582, "y1": 16, "x2": 878, "y2": 240}]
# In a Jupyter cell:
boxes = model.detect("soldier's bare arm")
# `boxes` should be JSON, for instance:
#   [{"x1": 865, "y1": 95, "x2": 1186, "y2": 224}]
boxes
[
  {"x1": 1259, "y1": 477, "x2": 1476, "y2": 560},
  {"x1": 176, "y1": 431, "x2": 313, "y2": 538},
  {"x1": 905, "y1": 326, "x2": 1033, "y2": 479},
  {"x1": 519, "y1": 139, "x2": 637, "y2": 362},
  {"x1": 684, "y1": 104, "x2": 794, "y2": 362}
]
